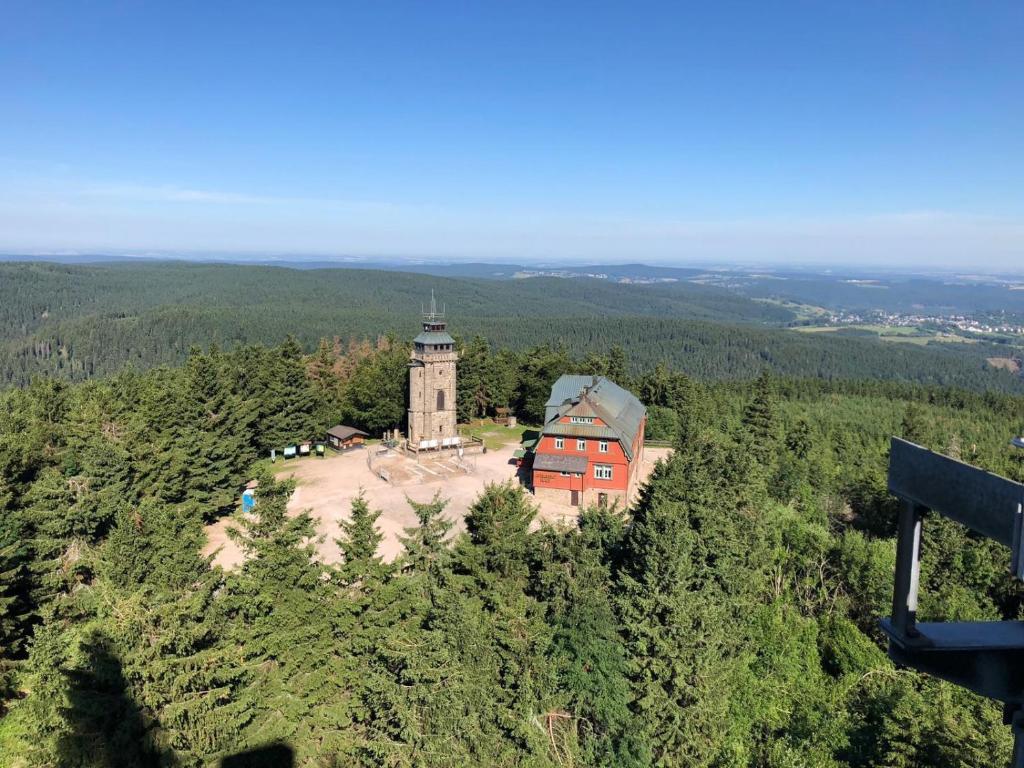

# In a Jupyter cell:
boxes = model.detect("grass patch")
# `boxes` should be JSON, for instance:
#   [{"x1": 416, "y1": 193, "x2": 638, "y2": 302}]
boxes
[{"x1": 459, "y1": 420, "x2": 537, "y2": 450}]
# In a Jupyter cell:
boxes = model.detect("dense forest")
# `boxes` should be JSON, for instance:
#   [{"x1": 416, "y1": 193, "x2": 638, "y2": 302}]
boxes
[
  {"x1": 2, "y1": 328, "x2": 1024, "y2": 766},
  {"x1": 1, "y1": 262, "x2": 1022, "y2": 394}
]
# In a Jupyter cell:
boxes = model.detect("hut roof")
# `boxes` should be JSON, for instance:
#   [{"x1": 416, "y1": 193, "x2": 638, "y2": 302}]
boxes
[{"x1": 326, "y1": 425, "x2": 369, "y2": 440}]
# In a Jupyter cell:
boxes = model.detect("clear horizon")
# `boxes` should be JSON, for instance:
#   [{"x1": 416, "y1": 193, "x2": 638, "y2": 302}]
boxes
[{"x1": 1, "y1": 2, "x2": 1021, "y2": 268}]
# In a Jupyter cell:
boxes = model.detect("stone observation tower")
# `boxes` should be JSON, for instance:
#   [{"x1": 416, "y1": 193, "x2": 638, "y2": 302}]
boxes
[{"x1": 407, "y1": 292, "x2": 459, "y2": 449}]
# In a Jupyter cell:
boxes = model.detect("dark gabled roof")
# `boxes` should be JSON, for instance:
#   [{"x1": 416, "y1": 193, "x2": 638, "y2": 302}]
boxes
[
  {"x1": 540, "y1": 422, "x2": 619, "y2": 441},
  {"x1": 533, "y1": 452, "x2": 589, "y2": 474},
  {"x1": 544, "y1": 375, "x2": 596, "y2": 422},
  {"x1": 541, "y1": 375, "x2": 646, "y2": 460},
  {"x1": 326, "y1": 425, "x2": 368, "y2": 440}
]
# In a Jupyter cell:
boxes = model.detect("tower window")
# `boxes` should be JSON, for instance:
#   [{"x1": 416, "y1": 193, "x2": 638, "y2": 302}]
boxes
[{"x1": 436, "y1": 390, "x2": 445, "y2": 410}]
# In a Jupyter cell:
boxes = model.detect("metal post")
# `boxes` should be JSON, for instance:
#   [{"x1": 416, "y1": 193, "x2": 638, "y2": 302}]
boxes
[
  {"x1": 1012, "y1": 710, "x2": 1024, "y2": 768},
  {"x1": 892, "y1": 499, "x2": 925, "y2": 638}
]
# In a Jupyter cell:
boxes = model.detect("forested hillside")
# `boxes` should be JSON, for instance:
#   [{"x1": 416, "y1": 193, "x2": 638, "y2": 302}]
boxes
[
  {"x1": 2, "y1": 261, "x2": 1022, "y2": 394},
  {"x1": 2, "y1": 334, "x2": 1023, "y2": 766}
]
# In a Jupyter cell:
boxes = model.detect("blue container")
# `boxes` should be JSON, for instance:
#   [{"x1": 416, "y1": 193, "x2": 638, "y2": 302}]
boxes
[{"x1": 242, "y1": 489, "x2": 256, "y2": 512}]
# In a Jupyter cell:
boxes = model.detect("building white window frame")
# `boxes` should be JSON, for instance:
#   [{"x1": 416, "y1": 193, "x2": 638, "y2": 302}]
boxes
[
  {"x1": 571, "y1": 416, "x2": 594, "y2": 424},
  {"x1": 577, "y1": 438, "x2": 586, "y2": 451},
  {"x1": 554, "y1": 437, "x2": 564, "y2": 450},
  {"x1": 594, "y1": 464, "x2": 613, "y2": 480},
  {"x1": 598, "y1": 440, "x2": 609, "y2": 453},
  {"x1": 560, "y1": 471, "x2": 570, "y2": 477}
]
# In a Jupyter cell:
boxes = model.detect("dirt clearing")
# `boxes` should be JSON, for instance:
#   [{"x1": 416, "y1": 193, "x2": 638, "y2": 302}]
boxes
[{"x1": 203, "y1": 444, "x2": 671, "y2": 569}]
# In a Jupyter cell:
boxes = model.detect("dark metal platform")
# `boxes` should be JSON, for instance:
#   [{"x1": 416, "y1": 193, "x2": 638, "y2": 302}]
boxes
[
  {"x1": 881, "y1": 438, "x2": 1024, "y2": 765},
  {"x1": 882, "y1": 618, "x2": 1024, "y2": 652}
]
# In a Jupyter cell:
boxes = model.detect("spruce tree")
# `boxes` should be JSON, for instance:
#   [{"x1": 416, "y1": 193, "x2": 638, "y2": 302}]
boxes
[
  {"x1": 607, "y1": 344, "x2": 629, "y2": 387},
  {"x1": 456, "y1": 335, "x2": 493, "y2": 421},
  {"x1": 900, "y1": 402, "x2": 930, "y2": 446},
  {"x1": 342, "y1": 340, "x2": 409, "y2": 435},
  {"x1": 223, "y1": 472, "x2": 357, "y2": 764},
  {"x1": 531, "y1": 507, "x2": 641, "y2": 766},
  {"x1": 399, "y1": 493, "x2": 454, "y2": 580},
  {"x1": 0, "y1": 541, "x2": 25, "y2": 704},
  {"x1": 257, "y1": 336, "x2": 319, "y2": 451},
  {"x1": 308, "y1": 337, "x2": 345, "y2": 427},
  {"x1": 616, "y1": 432, "x2": 763, "y2": 765},
  {"x1": 335, "y1": 491, "x2": 386, "y2": 587},
  {"x1": 742, "y1": 370, "x2": 780, "y2": 468},
  {"x1": 461, "y1": 481, "x2": 535, "y2": 583}
]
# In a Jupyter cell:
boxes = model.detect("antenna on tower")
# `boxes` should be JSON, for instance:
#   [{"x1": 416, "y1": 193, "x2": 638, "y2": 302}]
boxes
[{"x1": 422, "y1": 289, "x2": 445, "y2": 322}]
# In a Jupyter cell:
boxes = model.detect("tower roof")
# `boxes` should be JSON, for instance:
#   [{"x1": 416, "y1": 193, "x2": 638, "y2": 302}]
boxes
[{"x1": 414, "y1": 330, "x2": 456, "y2": 345}]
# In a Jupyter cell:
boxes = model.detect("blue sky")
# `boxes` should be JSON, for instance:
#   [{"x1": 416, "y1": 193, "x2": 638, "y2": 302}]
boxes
[{"x1": 1, "y1": 1, "x2": 1021, "y2": 267}]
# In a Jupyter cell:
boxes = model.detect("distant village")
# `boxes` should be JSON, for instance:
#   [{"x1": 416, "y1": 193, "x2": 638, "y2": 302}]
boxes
[
  {"x1": 512, "y1": 268, "x2": 680, "y2": 285},
  {"x1": 815, "y1": 309, "x2": 1024, "y2": 337}
]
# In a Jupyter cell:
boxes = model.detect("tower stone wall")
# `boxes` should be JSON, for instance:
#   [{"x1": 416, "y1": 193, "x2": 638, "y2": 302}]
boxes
[{"x1": 407, "y1": 296, "x2": 459, "y2": 447}]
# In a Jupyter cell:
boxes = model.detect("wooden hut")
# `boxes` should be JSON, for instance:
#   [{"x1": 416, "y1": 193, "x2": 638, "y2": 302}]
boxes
[
  {"x1": 496, "y1": 406, "x2": 516, "y2": 428},
  {"x1": 326, "y1": 425, "x2": 369, "y2": 451}
]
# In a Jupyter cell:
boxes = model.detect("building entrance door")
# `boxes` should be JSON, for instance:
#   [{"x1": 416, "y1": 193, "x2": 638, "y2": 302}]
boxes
[
  {"x1": 570, "y1": 489, "x2": 579, "y2": 506},
  {"x1": 598, "y1": 493, "x2": 608, "y2": 508}
]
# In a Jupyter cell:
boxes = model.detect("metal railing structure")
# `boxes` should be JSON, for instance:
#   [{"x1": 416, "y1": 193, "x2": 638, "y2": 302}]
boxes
[
  {"x1": 366, "y1": 447, "x2": 391, "y2": 483},
  {"x1": 881, "y1": 437, "x2": 1024, "y2": 766}
]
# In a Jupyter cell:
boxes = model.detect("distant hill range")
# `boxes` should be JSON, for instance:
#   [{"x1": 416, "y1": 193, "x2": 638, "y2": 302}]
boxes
[
  {"x1": 1, "y1": 259, "x2": 1022, "y2": 391},
  {"x1": 5, "y1": 253, "x2": 1023, "y2": 316}
]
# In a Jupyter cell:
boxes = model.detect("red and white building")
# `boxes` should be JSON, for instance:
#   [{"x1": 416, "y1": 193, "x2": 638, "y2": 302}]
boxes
[{"x1": 530, "y1": 375, "x2": 646, "y2": 508}]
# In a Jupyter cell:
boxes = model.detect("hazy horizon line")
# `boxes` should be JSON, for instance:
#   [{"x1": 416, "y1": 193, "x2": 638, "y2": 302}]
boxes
[{"x1": 3, "y1": 249, "x2": 1023, "y2": 278}]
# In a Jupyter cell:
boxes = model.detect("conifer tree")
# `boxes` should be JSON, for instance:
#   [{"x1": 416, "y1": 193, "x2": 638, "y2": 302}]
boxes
[
  {"x1": 399, "y1": 493, "x2": 454, "y2": 581},
  {"x1": 743, "y1": 369, "x2": 780, "y2": 467},
  {"x1": 900, "y1": 401, "x2": 930, "y2": 446},
  {"x1": 306, "y1": 337, "x2": 348, "y2": 429},
  {"x1": 342, "y1": 339, "x2": 409, "y2": 435},
  {"x1": 101, "y1": 498, "x2": 207, "y2": 592},
  {"x1": 461, "y1": 481, "x2": 535, "y2": 583},
  {"x1": 616, "y1": 432, "x2": 763, "y2": 765},
  {"x1": 257, "y1": 336, "x2": 319, "y2": 450},
  {"x1": 335, "y1": 490, "x2": 386, "y2": 587},
  {"x1": 456, "y1": 335, "x2": 493, "y2": 421},
  {"x1": 124, "y1": 571, "x2": 250, "y2": 764},
  {"x1": 607, "y1": 344, "x2": 629, "y2": 387},
  {"x1": 223, "y1": 472, "x2": 356, "y2": 764},
  {"x1": 0, "y1": 541, "x2": 25, "y2": 703},
  {"x1": 182, "y1": 347, "x2": 257, "y2": 515},
  {"x1": 531, "y1": 507, "x2": 641, "y2": 766}
]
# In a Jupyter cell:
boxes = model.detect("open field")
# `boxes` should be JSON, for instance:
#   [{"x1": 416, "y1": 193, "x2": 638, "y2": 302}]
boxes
[
  {"x1": 203, "y1": 442, "x2": 672, "y2": 569},
  {"x1": 988, "y1": 357, "x2": 1022, "y2": 373},
  {"x1": 753, "y1": 298, "x2": 829, "y2": 321},
  {"x1": 793, "y1": 324, "x2": 979, "y2": 345},
  {"x1": 796, "y1": 324, "x2": 918, "y2": 335}
]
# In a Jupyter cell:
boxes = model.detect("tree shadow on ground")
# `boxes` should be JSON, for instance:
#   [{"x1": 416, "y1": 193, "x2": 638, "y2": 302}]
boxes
[
  {"x1": 57, "y1": 629, "x2": 173, "y2": 767},
  {"x1": 56, "y1": 629, "x2": 294, "y2": 768},
  {"x1": 220, "y1": 743, "x2": 294, "y2": 767}
]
